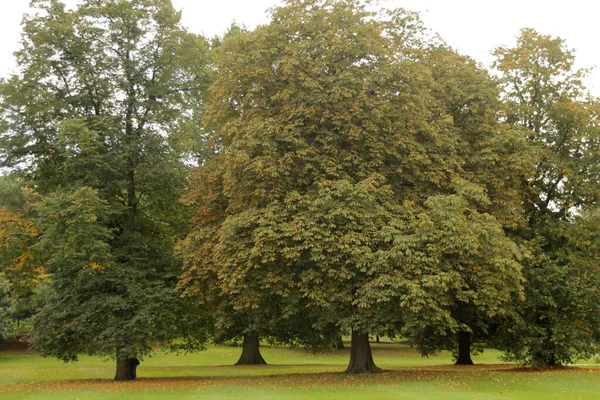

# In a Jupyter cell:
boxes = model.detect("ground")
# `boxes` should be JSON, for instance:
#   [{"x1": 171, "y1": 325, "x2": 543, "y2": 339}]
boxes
[{"x1": 1, "y1": 342, "x2": 598, "y2": 399}]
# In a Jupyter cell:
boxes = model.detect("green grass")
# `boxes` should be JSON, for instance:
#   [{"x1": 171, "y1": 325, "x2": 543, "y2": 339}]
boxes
[{"x1": 1, "y1": 343, "x2": 599, "y2": 399}]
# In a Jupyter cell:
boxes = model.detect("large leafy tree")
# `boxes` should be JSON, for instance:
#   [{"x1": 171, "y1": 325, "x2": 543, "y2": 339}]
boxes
[
  {"x1": 180, "y1": 154, "x2": 339, "y2": 365},
  {"x1": 180, "y1": 0, "x2": 525, "y2": 373},
  {"x1": 0, "y1": 0, "x2": 212, "y2": 380},
  {"x1": 493, "y1": 29, "x2": 600, "y2": 366},
  {"x1": 406, "y1": 45, "x2": 531, "y2": 365}
]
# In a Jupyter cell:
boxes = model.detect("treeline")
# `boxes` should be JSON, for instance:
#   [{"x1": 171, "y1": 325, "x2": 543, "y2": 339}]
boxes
[{"x1": 0, "y1": 0, "x2": 599, "y2": 380}]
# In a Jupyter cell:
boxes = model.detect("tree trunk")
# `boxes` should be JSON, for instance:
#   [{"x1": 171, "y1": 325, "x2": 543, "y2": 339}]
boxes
[
  {"x1": 235, "y1": 333, "x2": 267, "y2": 365},
  {"x1": 114, "y1": 349, "x2": 139, "y2": 381},
  {"x1": 0, "y1": 337, "x2": 5, "y2": 351},
  {"x1": 345, "y1": 330, "x2": 381, "y2": 373},
  {"x1": 376, "y1": 335, "x2": 380, "y2": 343},
  {"x1": 455, "y1": 330, "x2": 474, "y2": 365}
]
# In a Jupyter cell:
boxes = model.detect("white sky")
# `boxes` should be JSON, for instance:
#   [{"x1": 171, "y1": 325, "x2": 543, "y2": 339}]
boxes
[{"x1": 1, "y1": 0, "x2": 599, "y2": 94}]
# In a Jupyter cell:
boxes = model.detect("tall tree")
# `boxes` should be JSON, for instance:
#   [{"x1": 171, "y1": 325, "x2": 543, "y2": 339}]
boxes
[
  {"x1": 0, "y1": 0, "x2": 212, "y2": 380},
  {"x1": 407, "y1": 45, "x2": 531, "y2": 365},
  {"x1": 493, "y1": 29, "x2": 600, "y2": 366},
  {"x1": 180, "y1": 0, "x2": 524, "y2": 373}
]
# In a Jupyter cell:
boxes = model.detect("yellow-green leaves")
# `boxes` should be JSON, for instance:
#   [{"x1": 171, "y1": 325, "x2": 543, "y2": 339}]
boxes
[{"x1": 181, "y1": 0, "x2": 526, "y2": 349}]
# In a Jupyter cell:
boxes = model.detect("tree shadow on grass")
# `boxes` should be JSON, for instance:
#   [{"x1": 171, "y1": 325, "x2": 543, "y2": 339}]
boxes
[
  {"x1": 10, "y1": 364, "x2": 523, "y2": 387},
  {"x1": 9, "y1": 362, "x2": 578, "y2": 398}
]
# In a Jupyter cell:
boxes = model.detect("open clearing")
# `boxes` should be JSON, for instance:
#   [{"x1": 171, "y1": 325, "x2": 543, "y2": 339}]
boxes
[{"x1": 1, "y1": 343, "x2": 599, "y2": 399}]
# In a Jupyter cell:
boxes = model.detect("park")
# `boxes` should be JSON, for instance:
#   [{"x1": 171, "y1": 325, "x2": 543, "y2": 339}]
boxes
[
  {"x1": 2, "y1": 339, "x2": 599, "y2": 399},
  {"x1": 1, "y1": 0, "x2": 599, "y2": 397}
]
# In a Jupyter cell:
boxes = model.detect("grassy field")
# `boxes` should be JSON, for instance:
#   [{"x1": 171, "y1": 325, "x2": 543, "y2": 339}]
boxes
[{"x1": 1, "y1": 342, "x2": 599, "y2": 399}]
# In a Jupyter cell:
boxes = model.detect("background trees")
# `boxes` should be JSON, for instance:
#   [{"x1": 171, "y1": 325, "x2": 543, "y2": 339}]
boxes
[
  {"x1": 0, "y1": 273, "x2": 16, "y2": 350},
  {"x1": 0, "y1": 0, "x2": 212, "y2": 380},
  {"x1": 0, "y1": 175, "x2": 41, "y2": 349},
  {"x1": 493, "y1": 29, "x2": 600, "y2": 366}
]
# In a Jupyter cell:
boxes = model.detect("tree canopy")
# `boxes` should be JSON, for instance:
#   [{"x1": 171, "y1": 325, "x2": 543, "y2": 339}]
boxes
[{"x1": 179, "y1": 0, "x2": 527, "y2": 373}]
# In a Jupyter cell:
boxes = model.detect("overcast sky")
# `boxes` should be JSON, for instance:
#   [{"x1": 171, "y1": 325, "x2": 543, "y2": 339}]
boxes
[{"x1": 1, "y1": 0, "x2": 599, "y2": 94}]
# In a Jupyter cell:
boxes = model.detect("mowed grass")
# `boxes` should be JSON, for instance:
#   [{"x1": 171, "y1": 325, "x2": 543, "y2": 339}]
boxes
[{"x1": 1, "y1": 342, "x2": 599, "y2": 399}]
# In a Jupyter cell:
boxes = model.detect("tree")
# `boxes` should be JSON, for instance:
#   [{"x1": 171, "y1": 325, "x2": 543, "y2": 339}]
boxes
[
  {"x1": 31, "y1": 187, "x2": 211, "y2": 377},
  {"x1": 180, "y1": 155, "x2": 339, "y2": 365},
  {"x1": 493, "y1": 28, "x2": 599, "y2": 220},
  {"x1": 493, "y1": 29, "x2": 600, "y2": 366},
  {"x1": 180, "y1": 0, "x2": 524, "y2": 373},
  {"x1": 0, "y1": 0, "x2": 212, "y2": 380},
  {"x1": 405, "y1": 45, "x2": 531, "y2": 365},
  {"x1": 495, "y1": 216, "x2": 600, "y2": 366}
]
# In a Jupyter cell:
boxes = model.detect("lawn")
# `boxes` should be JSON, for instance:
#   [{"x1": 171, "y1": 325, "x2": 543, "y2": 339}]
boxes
[{"x1": 1, "y1": 342, "x2": 598, "y2": 399}]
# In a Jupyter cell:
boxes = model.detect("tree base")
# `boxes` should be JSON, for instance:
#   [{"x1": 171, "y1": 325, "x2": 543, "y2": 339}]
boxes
[
  {"x1": 455, "y1": 357, "x2": 474, "y2": 365},
  {"x1": 345, "y1": 331, "x2": 382, "y2": 374},
  {"x1": 455, "y1": 330, "x2": 474, "y2": 365},
  {"x1": 235, "y1": 333, "x2": 267, "y2": 365},
  {"x1": 115, "y1": 356, "x2": 140, "y2": 381}
]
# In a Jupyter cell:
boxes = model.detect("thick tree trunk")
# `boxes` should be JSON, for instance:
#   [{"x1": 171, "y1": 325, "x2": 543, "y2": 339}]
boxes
[
  {"x1": 345, "y1": 330, "x2": 381, "y2": 373},
  {"x1": 455, "y1": 330, "x2": 474, "y2": 365},
  {"x1": 376, "y1": 335, "x2": 380, "y2": 343},
  {"x1": 114, "y1": 349, "x2": 139, "y2": 381},
  {"x1": 235, "y1": 333, "x2": 267, "y2": 365}
]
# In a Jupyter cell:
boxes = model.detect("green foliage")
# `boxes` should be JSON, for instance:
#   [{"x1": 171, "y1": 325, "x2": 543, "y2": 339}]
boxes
[
  {"x1": 0, "y1": 0, "x2": 214, "y2": 370},
  {"x1": 0, "y1": 176, "x2": 43, "y2": 321},
  {"x1": 494, "y1": 28, "x2": 600, "y2": 219},
  {"x1": 0, "y1": 175, "x2": 30, "y2": 213},
  {"x1": 180, "y1": 0, "x2": 525, "y2": 359},
  {"x1": 496, "y1": 214, "x2": 600, "y2": 367},
  {"x1": 0, "y1": 273, "x2": 17, "y2": 341},
  {"x1": 30, "y1": 187, "x2": 211, "y2": 362},
  {"x1": 494, "y1": 29, "x2": 600, "y2": 366}
]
